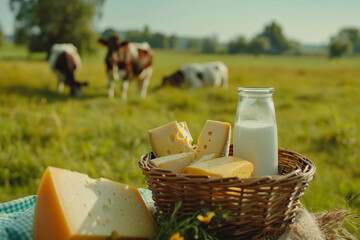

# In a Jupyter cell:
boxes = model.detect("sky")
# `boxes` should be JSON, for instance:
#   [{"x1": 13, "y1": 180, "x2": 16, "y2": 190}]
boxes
[{"x1": 1, "y1": 0, "x2": 360, "y2": 45}]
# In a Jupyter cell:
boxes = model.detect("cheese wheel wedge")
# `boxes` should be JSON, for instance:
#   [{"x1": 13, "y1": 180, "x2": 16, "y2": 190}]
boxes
[
  {"x1": 33, "y1": 167, "x2": 156, "y2": 240},
  {"x1": 195, "y1": 120, "x2": 231, "y2": 160},
  {"x1": 183, "y1": 156, "x2": 254, "y2": 178},
  {"x1": 196, "y1": 153, "x2": 216, "y2": 163},
  {"x1": 151, "y1": 151, "x2": 196, "y2": 173},
  {"x1": 149, "y1": 121, "x2": 193, "y2": 157}
]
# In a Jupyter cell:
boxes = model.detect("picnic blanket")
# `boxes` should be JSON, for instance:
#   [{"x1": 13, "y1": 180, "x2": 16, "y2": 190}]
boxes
[{"x1": 0, "y1": 189, "x2": 356, "y2": 240}]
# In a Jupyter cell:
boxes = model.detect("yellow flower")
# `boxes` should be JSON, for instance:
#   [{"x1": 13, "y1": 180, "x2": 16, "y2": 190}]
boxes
[
  {"x1": 197, "y1": 211, "x2": 215, "y2": 224},
  {"x1": 41, "y1": 98, "x2": 47, "y2": 104},
  {"x1": 170, "y1": 232, "x2": 184, "y2": 240}
]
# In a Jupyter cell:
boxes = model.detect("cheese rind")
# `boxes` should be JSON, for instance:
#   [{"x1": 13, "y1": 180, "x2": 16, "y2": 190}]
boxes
[
  {"x1": 195, "y1": 120, "x2": 231, "y2": 160},
  {"x1": 151, "y1": 152, "x2": 196, "y2": 173},
  {"x1": 183, "y1": 156, "x2": 254, "y2": 178},
  {"x1": 33, "y1": 167, "x2": 155, "y2": 240},
  {"x1": 149, "y1": 121, "x2": 193, "y2": 157}
]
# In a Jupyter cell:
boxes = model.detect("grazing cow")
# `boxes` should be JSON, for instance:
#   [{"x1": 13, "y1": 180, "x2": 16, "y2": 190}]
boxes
[
  {"x1": 49, "y1": 44, "x2": 88, "y2": 97},
  {"x1": 162, "y1": 61, "x2": 228, "y2": 89},
  {"x1": 98, "y1": 35, "x2": 154, "y2": 100}
]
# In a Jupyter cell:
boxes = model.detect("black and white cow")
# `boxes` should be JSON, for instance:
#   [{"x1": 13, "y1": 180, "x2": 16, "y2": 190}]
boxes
[
  {"x1": 98, "y1": 35, "x2": 154, "y2": 100},
  {"x1": 49, "y1": 44, "x2": 88, "y2": 97},
  {"x1": 162, "y1": 61, "x2": 228, "y2": 89}
]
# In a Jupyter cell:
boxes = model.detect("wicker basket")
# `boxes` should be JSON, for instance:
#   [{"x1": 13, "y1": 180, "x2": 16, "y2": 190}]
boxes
[{"x1": 139, "y1": 145, "x2": 316, "y2": 239}]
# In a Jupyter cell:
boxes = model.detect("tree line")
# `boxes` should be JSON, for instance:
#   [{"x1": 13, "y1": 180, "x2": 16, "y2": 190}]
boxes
[
  {"x1": 329, "y1": 28, "x2": 360, "y2": 58},
  {"x1": 0, "y1": 25, "x2": 3, "y2": 47},
  {"x1": 2, "y1": 0, "x2": 360, "y2": 58},
  {"x1": 102, "y1": 22, "x2": 301, "y2": 55},
  {"x1": 8, "y1": 0, "x2": 105, "y2": 56}
]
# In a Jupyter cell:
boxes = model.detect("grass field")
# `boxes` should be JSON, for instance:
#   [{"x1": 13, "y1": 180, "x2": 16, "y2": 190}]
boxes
[{"x1": 1, "y1": 44, "x2": 359, "y2": 235}]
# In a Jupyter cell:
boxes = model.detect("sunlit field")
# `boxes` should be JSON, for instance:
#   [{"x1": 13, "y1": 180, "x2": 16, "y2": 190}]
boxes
[{"x1": 1, "y1": 44, "x2": 359, "y2": 235}]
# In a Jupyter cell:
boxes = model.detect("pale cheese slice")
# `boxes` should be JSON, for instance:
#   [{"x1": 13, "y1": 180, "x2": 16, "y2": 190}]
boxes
[
  {"x1": 33, "y1": 167, "x2": 156, "y2": 240},
  {"x1": 151, "y1": 151, "x2": 196, "y2": 173},
  {"x1": 183, "y1": 156, "x2": 254, "y2": 178},
  {"x1": 149, "y1": 121, "x2": 193, "y2": 157},
  {"x1": 195, "y1": 120, "x2": 231, "y2": 160}
]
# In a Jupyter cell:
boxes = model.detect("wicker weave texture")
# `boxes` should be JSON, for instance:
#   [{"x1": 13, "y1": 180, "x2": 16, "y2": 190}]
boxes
[{"x1": 139, "y1": 146, "x2": 316, "y2": 239}]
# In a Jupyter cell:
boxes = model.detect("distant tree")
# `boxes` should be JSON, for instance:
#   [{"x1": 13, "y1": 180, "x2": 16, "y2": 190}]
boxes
[
  {"x1": 228, "y1": 36, "x2": 247, "y2": 54},
  {"x1": 101, "y1": 28, "x2": 118, "y2": 39},
  {"x1": 143, "y1": 25, "x2": 151, "y2": 36},
  {"x1": 328, "y1": 38, "x2": 350, "y2": 58},
  {"x1": 0, "y1": 24, "x2": 3, "y2": 46},
  {"x1": 168, "y1": 35, "x2": 179, "y2": 49},
  {"x1": 201, "y1": 38, "x2": 217, "y2": 53},
  {"x1": 335, "y1": 28, "x2": 360, "y2": 54},
  {"x1": 14, "y1": 27, "x2": 28, "y2": 44},
  {"x1": 10, "y1": 0, "x2": 105, "y2": 55},
  {"x1": 126, "y1": 26, "x2": 168, "y2": 48},
  {"x1": 151, "y1": 33, "x2": 168, "y2": 48},
  {"x1": 126, "y1": 30, "x2": 144, "y2": 42},
  {"x1": 186, "y1": 38, "x2": 201, "y2": 50},
  {"x1": 287, "y1": 40, "x2": 301, "y2": 55},
  {"x1": 259, "y1": 22, "x2": 289, "y2": 54},
  {"x1": 248, "y1": 36, "x2": 270, "y2": 55}
]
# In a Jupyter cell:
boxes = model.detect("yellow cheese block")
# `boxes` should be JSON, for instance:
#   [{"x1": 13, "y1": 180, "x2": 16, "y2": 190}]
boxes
[
  {"x1": 149, "y1": 121, "x2": 193, "y2": 157},
  {"x1": 183, "y1": 156, "x2": 254, "y2": 178},
  {"x1": 195, "y1": 120, "x2": 231, "y2": 160},
  {"x1": 151, "y1": 151, "x2": 196, "y2": 173},
  {"x1": 33, "y1": 167, "x2": 156, "y2": 240}
]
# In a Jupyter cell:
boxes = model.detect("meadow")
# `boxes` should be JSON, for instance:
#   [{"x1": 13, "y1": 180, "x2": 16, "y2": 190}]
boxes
[{"x1": 1, "y1": 44, "x2": 359, "y2": 235}]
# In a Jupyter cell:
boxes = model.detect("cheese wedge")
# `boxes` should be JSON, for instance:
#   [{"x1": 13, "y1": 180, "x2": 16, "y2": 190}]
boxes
[
  {"x1": 33, "y1": 167, "x2": 156, "y2": 240},
  {"x1": 149, "y1": 121, "x2": 193, "y2": 157},
  {"x1": 183, "y1": 156, "x2": 254, "y2": 178},
  {"x1": 195, "y1": 120, "x2": 231, "y2": 160},
  {"x1": 196, "y1": 153, "x2": 215, "y2": 163},
  {"x1": 151, "y1": 151, "x2": 196, "y2": 173}
]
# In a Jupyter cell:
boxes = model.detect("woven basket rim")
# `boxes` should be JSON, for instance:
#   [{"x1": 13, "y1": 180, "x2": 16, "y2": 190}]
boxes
[{"x1": 139, "y1": 147, "x2": 316, "y2": 186}]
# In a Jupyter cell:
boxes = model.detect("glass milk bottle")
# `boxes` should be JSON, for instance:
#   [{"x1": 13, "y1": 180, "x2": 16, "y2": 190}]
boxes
[{"x1": 233, "y1": 87, "x2": 278, "y2": 176}]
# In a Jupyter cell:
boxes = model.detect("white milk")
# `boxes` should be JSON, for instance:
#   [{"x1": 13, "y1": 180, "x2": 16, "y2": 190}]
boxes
[{"x1": 233, "y1": 120, "x2": 278, "y2": 176}]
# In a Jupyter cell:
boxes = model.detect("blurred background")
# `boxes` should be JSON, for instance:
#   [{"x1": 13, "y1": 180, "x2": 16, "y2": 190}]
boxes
[
  {"x1": 0, "y1": 0, "x2": 359, "y2": 236},
  {"x1": 1, "y1": 0, "x2": 360, "y2": 57}
]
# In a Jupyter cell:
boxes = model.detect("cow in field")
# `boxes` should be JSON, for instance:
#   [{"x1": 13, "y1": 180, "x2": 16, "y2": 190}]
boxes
[
  {"x1": 49, "y1": 44, "x2": 88, "y2": 97},
  {"x1": 98, "y1": 35, "x2": 154, "y2": 100},
  {"x1": 162, "y1": 61, "x2": 228, "y2": 89}
]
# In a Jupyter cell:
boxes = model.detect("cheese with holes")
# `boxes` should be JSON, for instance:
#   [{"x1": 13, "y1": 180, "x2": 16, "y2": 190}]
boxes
[
  {"x1": 195, "y1": 120, "x2": 231, "y2": 160},
  {"x1": 149, "y1": 121, "x2": 193, "y2": 157},
  {"x1": 33, "y1": 167, "x2": 155, "y2": 240},
  {"x1": 183, "y1": 156, "x2": 254, "y2": 178},
  {"x1": 151, "y1": 151, "x2": 196, "y2": 173}
]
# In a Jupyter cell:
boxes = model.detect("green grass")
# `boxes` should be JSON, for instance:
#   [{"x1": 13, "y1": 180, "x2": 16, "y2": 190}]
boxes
[{"x1": 0, "y1": 44, "x2": 359, "y2": 236}]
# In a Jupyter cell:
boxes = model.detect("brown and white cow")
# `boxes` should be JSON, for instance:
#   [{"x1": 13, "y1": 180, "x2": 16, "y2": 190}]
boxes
[
  {"x1": 49, "y1": 44, "x2": 88, "y2": 97},
  {"x1": 98, "y1": 35, "x2": 154, "y2": 100},
  {"x1": 162, "y1": 61, "x2": 228, "y2": 89}
]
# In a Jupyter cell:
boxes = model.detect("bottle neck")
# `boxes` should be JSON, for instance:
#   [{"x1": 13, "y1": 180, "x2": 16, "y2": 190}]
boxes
[
  {"x1": 237, "y1": 87, "x2": 274, "y2": 98},
  {"x1": 238, "y1": 94, "x2": 273, "y2": 99},
  {"x1": 236, "y1": 88, "x2": 276, "y2": 123}
]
